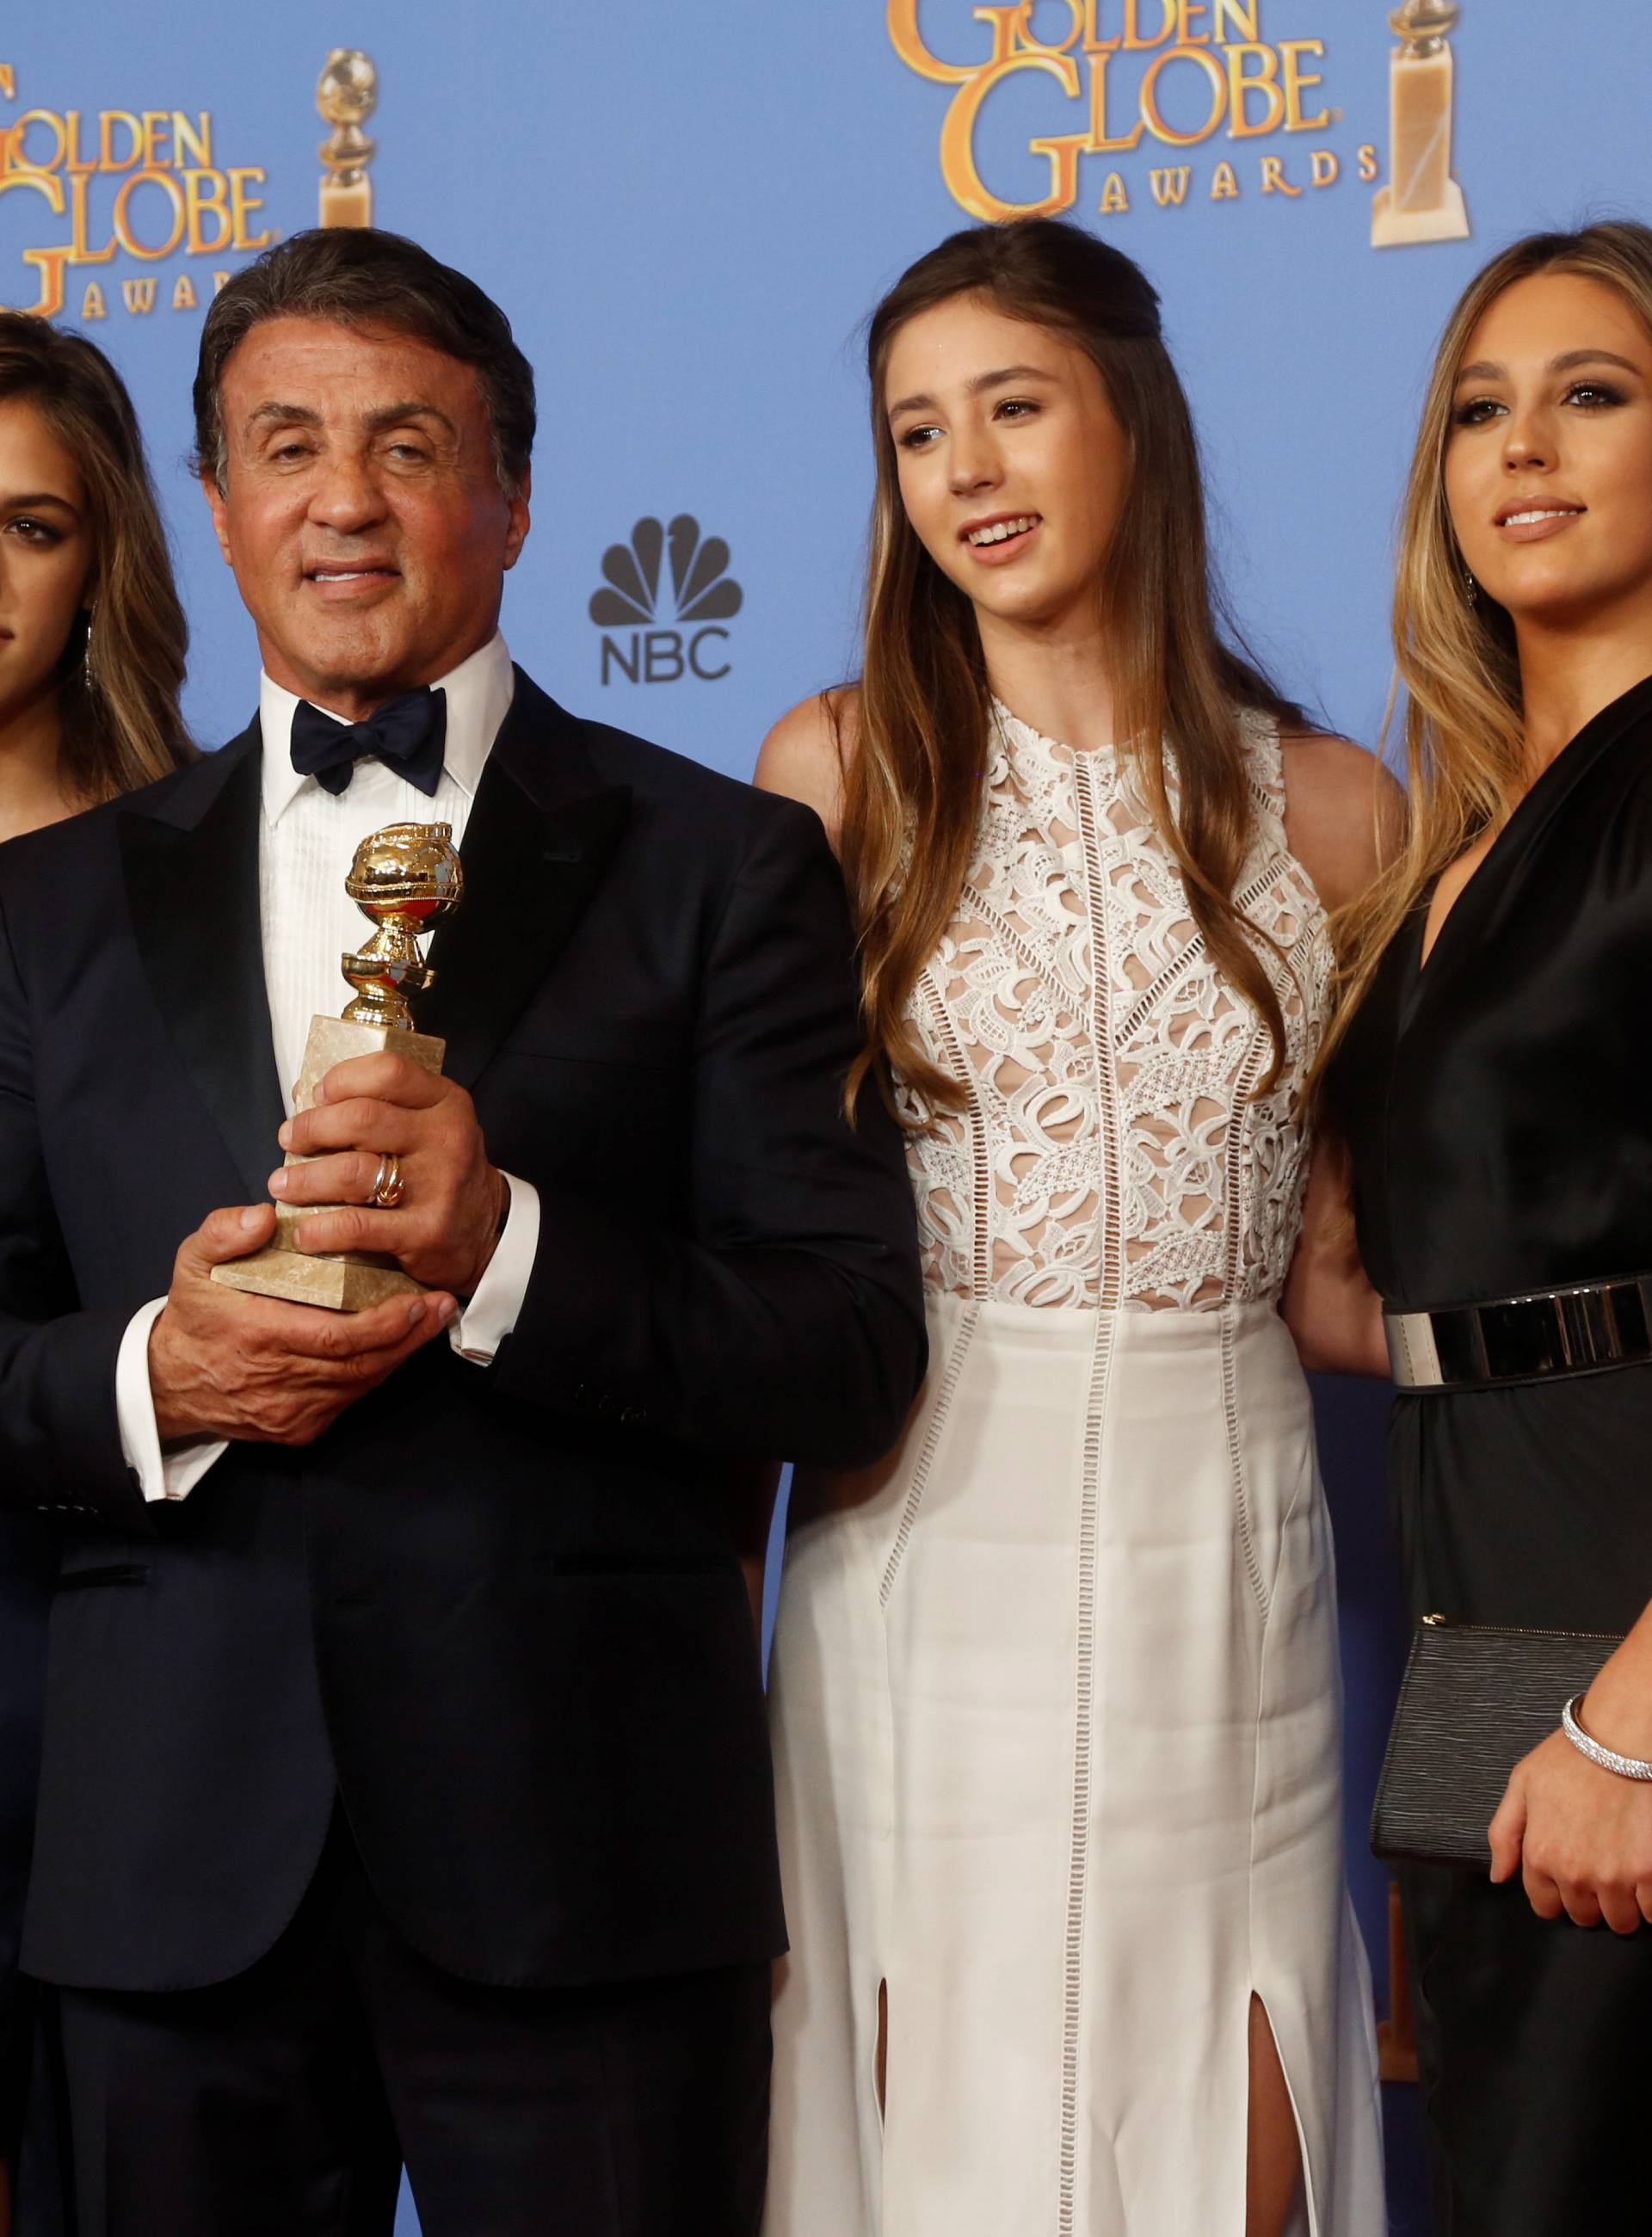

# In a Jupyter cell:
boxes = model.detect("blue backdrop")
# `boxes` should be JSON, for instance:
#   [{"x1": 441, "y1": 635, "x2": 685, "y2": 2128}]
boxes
[{"x1": 5, "y1": 5, "x2": 1649, "y2": 2228}]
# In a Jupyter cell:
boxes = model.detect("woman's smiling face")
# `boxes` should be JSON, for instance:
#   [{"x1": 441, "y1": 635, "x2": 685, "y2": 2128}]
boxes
[
  {"x1": 0, "y1": 394, "x2": 94, "y2": 734},
  {"x1": 1446, "y1": 270, "x2": 1652, "y2": 631},
  {"x1": 883, "y1": 291, "x2": 1130, "y2": 637}
]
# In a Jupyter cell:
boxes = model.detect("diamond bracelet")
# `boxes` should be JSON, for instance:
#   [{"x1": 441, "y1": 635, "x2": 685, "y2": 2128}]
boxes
[{"x1": 1561, "y1": 1693, "x2": 1652, "y2": 1783}]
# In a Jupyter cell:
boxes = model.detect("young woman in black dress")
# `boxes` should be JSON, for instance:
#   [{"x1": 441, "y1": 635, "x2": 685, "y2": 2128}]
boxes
[
  {"x1": 1311, "y1": 222, "x2": 1652, "y2": 2234},
  {"x1": 0, "y1": 311, "x2": 193, "y2": 2237}
]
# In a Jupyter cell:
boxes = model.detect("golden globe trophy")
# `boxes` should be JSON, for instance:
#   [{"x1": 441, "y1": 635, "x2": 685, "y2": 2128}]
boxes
[
  {"x1": 1371, "y1": 0, "x2": 1470, "y2": 248},
  {"x1": 213, "y1": 823, "x2": 463, "y2": 1312},
  {"x1": 317, "y1": 49, "x2": 378, "y2": 229}
]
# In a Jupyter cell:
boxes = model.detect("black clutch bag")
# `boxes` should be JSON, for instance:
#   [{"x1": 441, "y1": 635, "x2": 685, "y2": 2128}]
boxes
[{"x1": 1370, "y1": 1618, "x2": 1624, "y2": 1867}]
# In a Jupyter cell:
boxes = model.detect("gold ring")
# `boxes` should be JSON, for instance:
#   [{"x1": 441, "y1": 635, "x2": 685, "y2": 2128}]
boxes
[{"x1": 370, "y1": 1152, "x2": 405, "y2": 1210}]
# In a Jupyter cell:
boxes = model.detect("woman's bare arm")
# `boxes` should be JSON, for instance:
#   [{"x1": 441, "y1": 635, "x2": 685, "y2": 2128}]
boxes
[
  {"x1": 1279, "y1": 729, "x2": 1404, "y2": 918},
  {"x1": 1278, "y1": 732, "x2": 1404, "y2": 1377},
  {"x1": 753, "y1": 688, "x2": 856, "y2": 854},
  {"x1": 1280, "y1": 1134, "x2": 1389, "y2": 1376}
]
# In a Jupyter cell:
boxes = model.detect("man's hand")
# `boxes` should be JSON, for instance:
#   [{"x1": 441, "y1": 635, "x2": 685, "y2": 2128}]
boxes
[
  {"x1": 149, "y1": 1203, "x2": 457, "y2": 1445},
  {"x1": 272, "y1": 1052, "x2": 509, "y2": 1298}
]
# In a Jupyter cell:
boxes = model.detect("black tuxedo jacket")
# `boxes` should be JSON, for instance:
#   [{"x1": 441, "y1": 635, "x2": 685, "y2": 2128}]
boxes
[{"x1": 0, "y1": 671, "x2": 925, "y2": 1994}]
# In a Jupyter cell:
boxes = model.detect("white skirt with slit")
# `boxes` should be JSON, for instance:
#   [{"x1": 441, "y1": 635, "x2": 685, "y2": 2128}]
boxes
[{"x1": 764, "y1": 1292, "x2": 1384, "y2": 2237}]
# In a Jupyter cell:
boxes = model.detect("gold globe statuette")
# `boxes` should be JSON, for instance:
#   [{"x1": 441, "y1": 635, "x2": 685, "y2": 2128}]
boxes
[
  {"x1": 317, "y1": 48, "x2": 379, "y2": 229},
  {"x1": 213, "y1": 823, "x2": 464, "y2": 1313},
  {"x1": 1371, "y1": 0, "x2": 1470, "y2": 248}
]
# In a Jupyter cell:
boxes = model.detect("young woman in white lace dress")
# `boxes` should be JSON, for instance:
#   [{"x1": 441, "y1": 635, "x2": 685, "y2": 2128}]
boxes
[{"x1": 756, "y1": 222, "x2": 1388, "y2": 2237}]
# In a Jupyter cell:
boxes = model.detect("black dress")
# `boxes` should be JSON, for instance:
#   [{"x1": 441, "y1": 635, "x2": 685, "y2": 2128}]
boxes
[
  {"x1": 1, "y1": 1515, "x2": 62, "y2": 2237},
  {"x1": 1328, "y1": 673, "x2": 1652, "y2": 2236}
]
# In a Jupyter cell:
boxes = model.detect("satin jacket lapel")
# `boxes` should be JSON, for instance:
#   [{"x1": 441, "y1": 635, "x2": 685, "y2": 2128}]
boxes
[
  {"x1": 420, "y1": 672, "x2": 632, "y2": 1091},
  {"x1": 119, "y1": 725, "x2": 287, "y2": 1204}
]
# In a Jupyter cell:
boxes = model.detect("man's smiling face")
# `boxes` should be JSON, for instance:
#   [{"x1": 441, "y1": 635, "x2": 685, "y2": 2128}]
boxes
[{"x1": 203, "y1": 316, "x2": 530, "y2": 721}]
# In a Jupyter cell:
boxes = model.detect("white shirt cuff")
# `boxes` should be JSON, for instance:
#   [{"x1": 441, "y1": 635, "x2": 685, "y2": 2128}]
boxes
[
  {"x1": 451, "y1": 1172, "x2": 539, "y2": 1365},
  {"x1": 114, "y1": 1176, "x2": 535, "y2": 1497},
  {"x1": 116, "y1": 1298, "x2": 230, "y2": 1505}
]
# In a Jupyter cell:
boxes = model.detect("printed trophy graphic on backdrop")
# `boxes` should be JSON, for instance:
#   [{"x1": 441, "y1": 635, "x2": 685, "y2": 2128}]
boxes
[
  {"x1": 213, "y1": 823, "x2": 462, "y2": 1312},
  {"x1": 317, "y1": 48, "x2": 378, "y2": 228},
  {"x1": 1371, "y1": 0, "x2": 1470, "y2": 247}
]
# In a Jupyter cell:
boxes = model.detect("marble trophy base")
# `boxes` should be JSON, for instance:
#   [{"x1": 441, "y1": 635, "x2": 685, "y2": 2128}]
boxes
[
  {"x1": 1372, "y1": 176, "x2": 1469, "y2": 247},
  {"x1": 212, "y1": 1013, "x2": 444, "y2": 1312}
]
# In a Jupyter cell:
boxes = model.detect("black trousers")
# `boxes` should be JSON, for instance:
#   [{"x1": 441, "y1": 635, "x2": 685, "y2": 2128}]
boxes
[
  {"x1": 55, "y1": 1823, "x2": 770, "y2": 2237},
  {"x1": 1403, "y1": 1862, "x2": 1652, "y2": 2236}
]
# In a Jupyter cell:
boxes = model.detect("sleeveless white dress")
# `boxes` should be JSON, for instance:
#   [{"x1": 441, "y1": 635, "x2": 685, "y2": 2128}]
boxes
[{"x1": 765, "y1": 705, "x2": 1384, "y2": 2237}]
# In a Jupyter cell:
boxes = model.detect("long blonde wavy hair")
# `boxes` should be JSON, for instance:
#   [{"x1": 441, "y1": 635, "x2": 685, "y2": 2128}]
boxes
[
  {"x1": 0, "y1": 311, "x2": 194, "y2": 802},
  {"x1": 838, "y1": 219, "x2": 1306, "y2": 1118},
  {"x1": 1322, "y1": 220, "x2": 1652, "y2": 1069}
]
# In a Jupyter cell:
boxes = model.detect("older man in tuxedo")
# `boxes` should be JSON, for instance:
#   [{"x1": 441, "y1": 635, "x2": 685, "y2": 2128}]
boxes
[{"x1": 0, "y1": 227, "x2": 923, "y2": 2236}]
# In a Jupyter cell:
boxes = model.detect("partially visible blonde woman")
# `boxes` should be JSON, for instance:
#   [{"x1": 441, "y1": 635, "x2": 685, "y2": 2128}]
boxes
[
  {"x1": 1317, "y1": 220, "x2": 1652, "y2": 2237},
  {"x1": 0, "y1": 310, "x2": 193, "y2": 2237},
  {"x1": 0, "y1": 317, "x2": 190, "y2": 841},
  {"x1": 758, "y1": 219, "x2": 1386, "y2": 2237}
]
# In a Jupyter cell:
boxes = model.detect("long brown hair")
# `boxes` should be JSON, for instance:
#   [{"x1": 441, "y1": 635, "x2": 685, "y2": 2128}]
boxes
[
  {"x1": 1324, "y1": 220, "x2": 1652, "y2": 1071},
  {"x1": 0, "y1": 311, "x2": 194, "y2": 802},
  {"x1": 840, "y1": 218, "x2": 1304, "y2": 1116}
]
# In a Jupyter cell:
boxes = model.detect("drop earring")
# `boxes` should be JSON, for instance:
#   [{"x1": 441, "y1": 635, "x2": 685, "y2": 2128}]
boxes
[
  {"x1": 1463, "y1": 569, "x2": 1479, "y2": 607},
  {"x1": 81, "y1": 607, "x2": 98, "y2": 688}
]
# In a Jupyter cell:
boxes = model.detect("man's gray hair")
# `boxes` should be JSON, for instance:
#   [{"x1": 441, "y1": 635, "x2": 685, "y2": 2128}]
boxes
[{"x1": 193, "y1": 227, "x2": 535, "y2": 496}]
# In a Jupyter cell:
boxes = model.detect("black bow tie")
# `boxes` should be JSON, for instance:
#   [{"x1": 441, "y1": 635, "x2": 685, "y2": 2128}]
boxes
[{"x1": 289, "y1": 687, "x2": 447, "y2": 798}]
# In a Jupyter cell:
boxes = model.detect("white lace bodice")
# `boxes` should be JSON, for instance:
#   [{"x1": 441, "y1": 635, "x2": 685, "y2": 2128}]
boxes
[{"x1": 896, "y1": 702, "x2": 1331, "y2": 1311}]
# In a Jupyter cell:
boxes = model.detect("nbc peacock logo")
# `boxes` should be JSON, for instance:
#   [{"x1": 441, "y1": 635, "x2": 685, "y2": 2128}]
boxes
[{"x1": 589, "y1": 515, "x2": 743, "y2": 686}]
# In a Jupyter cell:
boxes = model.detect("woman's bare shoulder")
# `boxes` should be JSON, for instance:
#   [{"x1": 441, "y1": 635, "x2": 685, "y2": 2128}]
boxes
[
  {"x1": 753, "y1": 686, "x2": 859, "y2": 848},
  {"x1": 1279, "y1": 729, "x2": 1406, "y2": 917}
]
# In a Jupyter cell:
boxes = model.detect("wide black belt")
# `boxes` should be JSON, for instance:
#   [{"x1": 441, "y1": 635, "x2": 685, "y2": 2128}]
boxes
[{"x1": 1384, "y1": 1273, "x2": 1652, "y2": 1393}]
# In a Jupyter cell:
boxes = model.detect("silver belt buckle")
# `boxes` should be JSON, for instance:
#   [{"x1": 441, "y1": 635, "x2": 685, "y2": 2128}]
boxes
[{"x1": 1384, "y1": 1309, "x2": 1444, "y2": 1391}]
